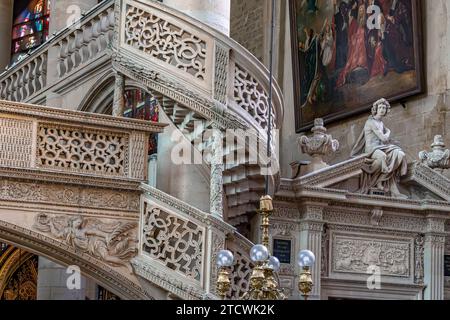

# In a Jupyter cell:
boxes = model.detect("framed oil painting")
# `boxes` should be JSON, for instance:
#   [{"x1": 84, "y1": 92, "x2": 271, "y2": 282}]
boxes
[{"x1": 290, "y1": 0, "x2": 424, "y2": 132}]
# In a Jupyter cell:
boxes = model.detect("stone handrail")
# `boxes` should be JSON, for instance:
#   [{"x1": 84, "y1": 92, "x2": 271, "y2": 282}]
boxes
[
  {"x1": 0, "y1": 100, "x2": 165, "y2": 185},
  {"x1": 135, "y1": 184, "x2": 257, "y2": 300},
  {"x1": 115, "y1": 0, "x2": 284, "y2": 134},
  {"x1": 0, "y1": 0, "x2": 114, "y2": 103}
]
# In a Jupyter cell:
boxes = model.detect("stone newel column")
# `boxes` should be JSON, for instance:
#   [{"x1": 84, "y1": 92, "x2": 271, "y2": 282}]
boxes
[
  {"x1": 423, "y1": 217, "x2": 446, "y2": 300},
  {"x1": 162, "y1": 0, "x2": 230, "y2": 36},
  {"x1": 298, "y1": 202, "x2": 325, "y2": 300},
  {"x1": 0, "y1": 0, "x2": 13, "y2": 71},
  {"x1": 112, "y1": 72, "x2": 125, "y2": 117},
  {"x1": 209, "y1": 124, "x2": 224, "y2": 218}
]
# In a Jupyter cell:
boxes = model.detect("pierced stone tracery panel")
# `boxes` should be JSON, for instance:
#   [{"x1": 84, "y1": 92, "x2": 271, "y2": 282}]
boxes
[
  {"x1": 36, "y1": 124, "x2": 128, "y2": 176},
  {"x1": 234, "y1": 63, "x2": 275, "y2": 130},
  {"x1": 124, "y1": 3, "x2": 207, "y2": 82},
  {"x1": 142, "y1": 203, "x2": 203, "y2": 282}
]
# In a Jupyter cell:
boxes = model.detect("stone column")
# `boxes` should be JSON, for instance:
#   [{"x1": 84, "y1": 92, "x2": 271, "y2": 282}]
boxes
[
  {"x1": 148, "y1": 154, "x2": 158, "y2": 187},
  {"x1": 210, "y1": 124, "x2": 224, "y2": 218},
  {"x1": 49, "y1": 0, "x2": 99, "y2": 34},
  {"x1": 298, "y1": 202, "x2": 325, "y2": 300},
  {"x1": 112, "y1": 72, "x2": 125, "y2": 117},
  {"x1": 162, "y1": 0, "x2": 230, "y2": 36},
  {"x1": 0, "y1": 0, "x2": 13, "y2": 71},
  {"x1": 423, "y1": 217, "x2": 446, "y2": 300}
]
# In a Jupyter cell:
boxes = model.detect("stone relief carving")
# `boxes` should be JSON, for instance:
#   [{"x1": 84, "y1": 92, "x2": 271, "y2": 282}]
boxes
[
  {"x1": 234, "y1": 63, "x2": 274, "y2": 130},
  {"x1": 333, "y1": 235, "x2": 410, "y2": 277},
  {"x1": 228, "y1": 249, "x2": 252, "y2": 299},
  {"x1": 124, "y1": 4, "x2": 207, "y2": 81},
  {"x1": 142, "y1": 205, "x2": 203, "y2": 282},
  {"x1": 299, "y1": 118, "x2": 339, "y2": 174},
  {"x1": 37, "y1": 125, "x2": 128, "y2": 177},
  {"x1": 33, "y1": 213, "x2": 138, "y2": 268},
  {"x1": 0, "y1": 179, "x2": 139, "y2": 212},
  {"x1": 351, "y1": 98, "x2": 408, "y2": 198},
  {"x1": 414, "y1": 234, "x2": 424, "y2": 284},
  {"x1": 419, "y1": 135, "x2": 450, "y2": 172}
]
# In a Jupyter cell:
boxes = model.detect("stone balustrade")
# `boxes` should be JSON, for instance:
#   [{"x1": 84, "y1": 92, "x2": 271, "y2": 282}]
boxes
[
  {"x1": 0, "y1": 0, "x2": 114, "y2": 103},
  {"x1": 56, "y1": 2, "x2": 115, "y2": 78},
  {"x1": 0, "y1": 99, "x2": 165, "y2": 185},
  {"x1": 0, "y1": 51, "x2": 47, "y2": 102}
]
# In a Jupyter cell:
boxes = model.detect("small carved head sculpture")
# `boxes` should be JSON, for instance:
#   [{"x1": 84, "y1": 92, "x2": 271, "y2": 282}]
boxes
[
  {"x1": 371, "y1": 98, "x2": 391, "y2": 117},
  {"x1": 70, "y1": 216, "x2": 84, "y2": 229}
]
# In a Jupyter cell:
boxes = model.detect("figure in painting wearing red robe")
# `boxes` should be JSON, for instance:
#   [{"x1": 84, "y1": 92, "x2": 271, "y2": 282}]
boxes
[{"x1": 336, "y1": 1, "x2": 369, "y2": 87}]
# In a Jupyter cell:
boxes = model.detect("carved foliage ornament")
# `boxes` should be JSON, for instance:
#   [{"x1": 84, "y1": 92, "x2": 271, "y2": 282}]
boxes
[
  {"x1": 142, "y1": 205, "x2": 203, "y2": 282},
  {"x1": 33, "y1": 213, "x2": 138, "y2": 267},
  {"x1": 124, "y1": 4, "x2": 207, "y2": 81}
]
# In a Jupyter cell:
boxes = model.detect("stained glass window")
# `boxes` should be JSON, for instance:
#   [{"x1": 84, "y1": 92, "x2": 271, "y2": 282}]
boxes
[
  {"x1": 11, "y1": 0, "x2": 50, "y2": 63},
  {"x1": 123, "y1": 88, "x2": 159, "y2": 156}
]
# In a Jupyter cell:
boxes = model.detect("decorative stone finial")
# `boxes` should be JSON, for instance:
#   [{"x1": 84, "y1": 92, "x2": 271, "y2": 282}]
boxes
[
  {"x1": 299, "y1": 118, "x2": 339, "y2": 174},
  {"x1": 419, "y1": 135, "x2": 450, "y2": 171}
]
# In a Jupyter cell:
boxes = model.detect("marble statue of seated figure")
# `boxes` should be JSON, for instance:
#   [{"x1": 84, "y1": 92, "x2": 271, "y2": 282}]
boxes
[{"x1": 351, "y1": 98, "x2": 408, "y2": 198}]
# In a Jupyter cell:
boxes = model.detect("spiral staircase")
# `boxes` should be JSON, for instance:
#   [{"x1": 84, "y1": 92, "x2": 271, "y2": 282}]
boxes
[{"x1": 0, "y1": 0, "x2": 284, "y2": 299}]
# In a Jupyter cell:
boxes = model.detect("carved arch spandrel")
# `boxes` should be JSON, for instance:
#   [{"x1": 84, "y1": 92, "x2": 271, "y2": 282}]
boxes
[{"x1": 0, "y1": 220, "x2": 152, "y2": 300}]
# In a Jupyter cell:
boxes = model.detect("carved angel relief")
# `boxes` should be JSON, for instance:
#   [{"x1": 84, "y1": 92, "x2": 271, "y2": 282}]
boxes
[{"x1": 33, "y1": 213, "x2": 138, "y2": 268}]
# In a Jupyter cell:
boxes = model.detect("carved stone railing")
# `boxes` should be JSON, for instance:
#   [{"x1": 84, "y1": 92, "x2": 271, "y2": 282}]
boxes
[
  {"x1": 56, "y1": 2, "x2": 115, "y2": 78},
  {"x1": 0, "y1": 0, "x2": 114, "y2": 103},
  {"x1": 226, "y1": 233, "x2": 253, "y2": 299},
  {"x1": 133, "y1": 184, "x2": 257, "y2": 300},
  {"x1": 0, "y1": 99, "x2": 165, "y2": 183},
  {"x1": 115, "y1": 0, "x2": 283, "y2": 135}
]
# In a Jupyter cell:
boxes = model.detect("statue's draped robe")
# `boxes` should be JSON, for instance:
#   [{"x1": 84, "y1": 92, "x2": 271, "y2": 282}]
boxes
[{"x1": 351, "y1": 117, "x2": 408, "y2": 194}]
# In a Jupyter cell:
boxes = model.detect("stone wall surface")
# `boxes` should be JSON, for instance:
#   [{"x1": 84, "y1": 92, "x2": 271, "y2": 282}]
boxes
[{"x1": 279, "y1": 0, "x2": 450, "y2": 178}]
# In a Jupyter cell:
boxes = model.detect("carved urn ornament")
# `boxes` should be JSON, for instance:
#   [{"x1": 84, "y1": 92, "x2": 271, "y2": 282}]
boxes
[
  {"x1": 419, "y1": 135, "x2": 450, "y2": 172},
  {"x1": 299, "y1": 118, "x2": 339, "y2": 174}
]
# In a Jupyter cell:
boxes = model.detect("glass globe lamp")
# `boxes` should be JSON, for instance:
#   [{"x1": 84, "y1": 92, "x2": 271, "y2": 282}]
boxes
[
  {"x1": 267, "y1": 256, "x2": 281, "y2": 272},
  {"x1": 297, "y1": 249, "x2": 315, "y2": 268},
  {"x1": 217, "y1": 250, "x2": 234, "y2": 267},
  {"x1": 250, "y1": 244, "x2": 269, "y2": 263}
]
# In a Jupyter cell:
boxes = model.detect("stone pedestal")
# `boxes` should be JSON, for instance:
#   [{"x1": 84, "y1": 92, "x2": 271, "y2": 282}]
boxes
[
  {"x1": 0, "y1": 0, "x2": 13, "y2": 71},
  {"x1": 162, "y1": 0, "x2": 230, "y2": 35},
  {"x1": 298, "y1": 202, "x2": 325, "y2": 300}
]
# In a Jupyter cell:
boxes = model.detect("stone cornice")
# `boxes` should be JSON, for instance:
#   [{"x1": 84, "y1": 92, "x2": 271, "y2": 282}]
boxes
[
  {"x1": 276, "y1": 185, "x2": 450, "y2": 213},
  {"x1": 0, "y1": 100, "x2": 166, "y2": 133},
  {"x1": 0, "y1": 167, "x2": 142, "y2": 191}
]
